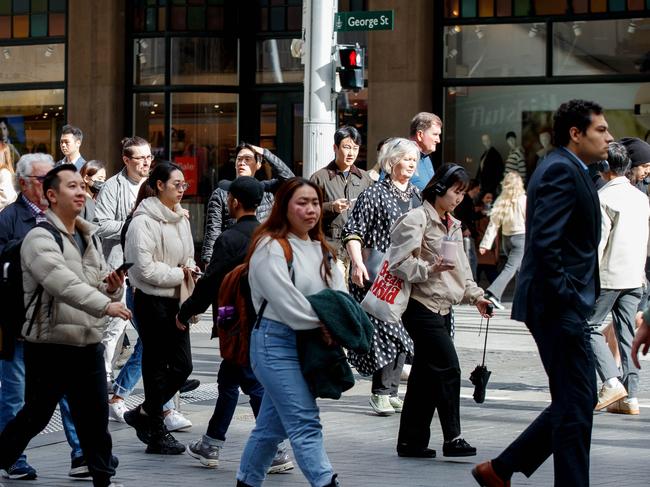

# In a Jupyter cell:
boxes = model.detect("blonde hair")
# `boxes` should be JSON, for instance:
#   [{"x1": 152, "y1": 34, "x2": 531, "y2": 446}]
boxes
[
  {"x1": 0, "y1": 143, "x2": 14, "y2": 174},
  {"x1": 490, "y1": 172, "x2": 525, "y2": 227},
  {"x1": 378, "y1": 137, "x2": 420, "y2": 175}
]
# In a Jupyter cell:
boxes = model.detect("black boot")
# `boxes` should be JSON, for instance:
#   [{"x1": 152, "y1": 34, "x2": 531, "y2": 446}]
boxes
[
  {"x1": 145, "y1": 416, "x2": 185, "y2": 455},
  {"x1": 327, "y1": 474, "x2": 340, "y2": 486},
  {"x1": 123, "y1": 405, "x2": 152, "y2": 445},
  {"x1": 236, "y1": 481, "x2": 253, "y2": 487}
]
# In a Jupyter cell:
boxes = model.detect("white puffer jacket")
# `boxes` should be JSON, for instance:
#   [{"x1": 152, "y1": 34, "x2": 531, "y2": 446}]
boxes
[
  {"x1": 125, "y1": 197, "x2": 195, "y2": 298},
  {"x1": 21, "y1": 211, "x2": 123, "y2": 346}
]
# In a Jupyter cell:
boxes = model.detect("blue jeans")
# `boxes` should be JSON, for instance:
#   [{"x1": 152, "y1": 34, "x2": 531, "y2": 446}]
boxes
[
  {"x1": 0, "y1": 341, "x2": 82, "y2": 462},
  {"x1": 237, "y1": 319, "x2": 334, "y2": 487},
  {"x1": 113, "y1": 286, "x2": 174, "y2": 410}
]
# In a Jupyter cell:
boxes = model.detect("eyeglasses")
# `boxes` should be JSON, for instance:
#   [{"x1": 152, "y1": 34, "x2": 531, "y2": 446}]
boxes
[
  {"x1": 25, "y1": 175, "x2": 46, "y2": 183},
  {"x1": 172, "y1": 181, "x2": 190, "y2": 191},
  {"x1": 130, "y1": 155, "x2": 154, "y2": 162}
]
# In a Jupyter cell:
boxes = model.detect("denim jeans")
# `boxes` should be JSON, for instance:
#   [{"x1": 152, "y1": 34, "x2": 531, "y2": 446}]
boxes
[
  {"x1": 0, "y1": 341, "x2": 82, "y2": 462},
  {"x1": 112, "y1": 286, "x2": 174, "y2": 410},
  {"x1": 237, "y1": 318, "x2": 334, "y2": 487}
]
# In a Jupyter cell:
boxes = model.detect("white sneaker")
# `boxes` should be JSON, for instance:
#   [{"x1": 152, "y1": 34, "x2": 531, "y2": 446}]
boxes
[
  {"x1": 595, "y1": 380, "x2": 628, "y2": 411},
  {"x1": 388, "y1": 396, "x2": 403, "y2": 413},
  {"x1": 108, "y1": 400, "x2": 127, "y2": 423},
  {"x1": 164, "y1": 409, "x2": 192, "y2": 432},
  {"x1": 369, "y1": 394, "x2": 395, "y2": 416}
]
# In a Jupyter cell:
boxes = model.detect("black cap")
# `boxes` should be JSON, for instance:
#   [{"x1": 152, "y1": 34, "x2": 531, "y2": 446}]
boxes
[
  {"x1": 620, "y1": 137, "x2": 650, "y2": 168},
  {"x1": 218, "y1": 176, "x2": 264, "y2": 208}
]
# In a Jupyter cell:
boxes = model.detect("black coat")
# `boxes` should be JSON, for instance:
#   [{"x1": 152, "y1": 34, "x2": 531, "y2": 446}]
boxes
[
  {"x1": 0, "y1": 195, "x2": 38, "y2": 255},
  {"x1": 178, "y1": 215, "x2": 259, "y2": 327},
  {"x1": 511, "y1": 148, "x2": 601, "y2": 328}
]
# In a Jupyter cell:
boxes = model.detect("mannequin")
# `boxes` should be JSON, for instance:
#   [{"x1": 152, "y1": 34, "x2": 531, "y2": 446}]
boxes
[
  {"x1": 504, "y1": 131, "x2": 526, "y2": 183},
  {"x1": 476, "y1": 134, "x2": 504, "y2": 196},
  {"x1": 536, "y1": 131, "x2": 555, "y2": 165}
]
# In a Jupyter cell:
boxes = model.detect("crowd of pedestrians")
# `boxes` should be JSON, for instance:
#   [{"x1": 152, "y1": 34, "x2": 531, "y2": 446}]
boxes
[{"x1": 0, "y1": 102, "x2": 650, "y2": 487}]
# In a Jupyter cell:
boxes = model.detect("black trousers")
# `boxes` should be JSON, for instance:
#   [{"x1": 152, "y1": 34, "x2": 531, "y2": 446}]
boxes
[
  {"x1": 495, "y1": 317, "x2": 596, "y2": 486},
  {"x1": 0, "y1": 342, "x2": 114, "y2": 487},
  {"x1": 397, "y1": 299, "x2": 461, "y2": 448},
  {"x1": 135, "y1": 290, "x2": 193, "y2": 418}
]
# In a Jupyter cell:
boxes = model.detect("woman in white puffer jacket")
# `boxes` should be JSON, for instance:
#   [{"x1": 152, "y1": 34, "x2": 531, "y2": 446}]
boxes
[{"x1": 123, "y1": 162, "x2": 196, "y2": 455}]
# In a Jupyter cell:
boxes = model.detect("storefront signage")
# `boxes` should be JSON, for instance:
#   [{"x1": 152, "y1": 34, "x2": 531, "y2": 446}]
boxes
[{"x1": 335, "y1": 10, "x2": 393, "y2": 32}]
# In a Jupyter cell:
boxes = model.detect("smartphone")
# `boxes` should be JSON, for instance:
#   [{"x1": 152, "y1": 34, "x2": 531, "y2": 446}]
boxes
[
  {"x1": 116, "y1": 262, "x2": 134, "y2": 273},
  {"x1": 191, "y1": 269, "x2": 204, "y2": 277}
]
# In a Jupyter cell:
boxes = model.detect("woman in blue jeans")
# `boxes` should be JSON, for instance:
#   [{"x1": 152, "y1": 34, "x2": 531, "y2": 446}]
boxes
[
  {"x1": 237, "y1": 178, "x2": 345, "y2": 487},
  {"x1": 479, "y1": 171, "x2": 527, "y2": 310}
]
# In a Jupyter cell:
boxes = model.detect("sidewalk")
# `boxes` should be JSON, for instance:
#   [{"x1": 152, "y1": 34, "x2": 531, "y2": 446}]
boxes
[{"x1": 5, "y1": 303, "x2": 650, "y2": 486}]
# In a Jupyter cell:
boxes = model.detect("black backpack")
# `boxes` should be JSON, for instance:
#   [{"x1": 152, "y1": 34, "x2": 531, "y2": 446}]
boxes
[{"x1": 0, "y1": 222, "x2": 63, "y2": 360}]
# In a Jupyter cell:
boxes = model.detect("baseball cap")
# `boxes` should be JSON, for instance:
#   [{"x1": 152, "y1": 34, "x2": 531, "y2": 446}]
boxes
[
  {"x1": 620, "y1": 137, "x2": 650, "y2": 168},
  {"x1": 218, "y1": 176, "x2": 264, "y2": 208}
]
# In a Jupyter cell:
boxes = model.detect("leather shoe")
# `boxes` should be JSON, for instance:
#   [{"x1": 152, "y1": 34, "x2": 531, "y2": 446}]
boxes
[
  {"x1": 396, "y1": 445, "x2": 436, "y2": 458},
  {"x1": 472, "y1": 461, "x2": 510, "y2": 487}
]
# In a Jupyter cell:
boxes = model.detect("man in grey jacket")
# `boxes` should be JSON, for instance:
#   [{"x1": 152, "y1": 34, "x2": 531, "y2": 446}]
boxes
[{"x1": 0, "y1": 165, "x2": 131, "y2": 487}]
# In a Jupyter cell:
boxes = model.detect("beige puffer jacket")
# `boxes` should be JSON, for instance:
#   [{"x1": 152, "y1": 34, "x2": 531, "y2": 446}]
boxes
[
  {"x1": 125, "y1": 197, "x2": 195, "y2": 298},
  {"x1": 21, "y1": 211, "x2": 122, "y2": 346},
  {"x1": 388, "y1": 201, "x2": 484, "y2": 315}
]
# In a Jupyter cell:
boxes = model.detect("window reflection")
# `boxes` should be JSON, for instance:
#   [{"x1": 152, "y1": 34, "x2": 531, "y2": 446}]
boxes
[
  {"x1": 256, "y1": 39, "x2": 303, "y2": 84},
  {"x1": 0, "y1": 43, "x2": 64, "y2": 84}
]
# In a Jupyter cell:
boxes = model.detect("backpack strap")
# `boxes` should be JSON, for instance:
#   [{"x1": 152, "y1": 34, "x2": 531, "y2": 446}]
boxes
[{"x1": 253, "y1": 237, "x2": 294, "y2": 329}]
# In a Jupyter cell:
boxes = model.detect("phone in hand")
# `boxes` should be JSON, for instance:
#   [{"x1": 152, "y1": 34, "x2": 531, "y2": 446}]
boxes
[
  {"x1": 115, "y1": 262, "x2": 134, "y2": 273},
  {"x1": 486, "y1": 304, "x2": 494, "y2": 316},
  {"x1": 191, "y1": 269, "x2": 203, "y2": 277}
]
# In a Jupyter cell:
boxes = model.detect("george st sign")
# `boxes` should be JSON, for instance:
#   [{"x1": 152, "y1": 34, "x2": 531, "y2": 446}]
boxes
[{"x1": 334, "y1": 10, "x2": 394, "y2": 32}]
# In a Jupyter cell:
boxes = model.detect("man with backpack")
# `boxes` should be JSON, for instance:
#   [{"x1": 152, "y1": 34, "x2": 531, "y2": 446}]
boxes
[
  {"x1": 176, "y1": 176, "x2": 293, "y2": 473},
  {"x1": 0, "y1": 154, "x2": 87, "y2": 480},
  {"x1": 0, "y1": 164, "x2": 131, "y2": 487}
]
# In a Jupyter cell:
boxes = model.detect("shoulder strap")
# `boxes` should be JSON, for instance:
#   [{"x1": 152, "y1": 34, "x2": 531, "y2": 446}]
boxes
[{"x1": 36, "y1": 221, "x2": 64, "y2": 253}]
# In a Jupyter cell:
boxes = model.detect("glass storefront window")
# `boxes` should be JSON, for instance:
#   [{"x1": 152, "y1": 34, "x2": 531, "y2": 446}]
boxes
[
  {"x1": 133, "y1": 93, "x2": 165, "y2": 158},
  {"x1": 134, "y1": 38, "x2": 165, "y2": 85},
  {"x1": 171, "y1": 92, "x2": 238, "y2": 242},
  {"x1": 553, "y1": 19, "x2": 650, "y2": 76},
  {"x1": 171, "y1": 37, "x2": 238, "y2": 85},
  {"x1": 256, "y1": 39, "x2": 303, "y2": 84},
  {"x1": 0, "y1": 88, "x2": 64, "y2": 158},
  {"x1": 444, "y1": 23, "x2": 546, "y2": 78},
  {"x1": 443, "y1": 82, "x2": 650, "y2": 182},
  {"x1": 0, "y1": 43, "x2": 64, "y2": 84}
]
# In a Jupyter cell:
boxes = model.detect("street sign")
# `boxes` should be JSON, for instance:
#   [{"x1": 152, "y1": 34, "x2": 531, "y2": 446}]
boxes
[{"x1": 334, "y1": 10, "x2": 393, "y2": 32}]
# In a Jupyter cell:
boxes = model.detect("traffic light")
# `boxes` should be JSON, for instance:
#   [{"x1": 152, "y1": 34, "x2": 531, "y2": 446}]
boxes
[{"x1": 337, "y1": 46, "x2": 364, "y2": 92}]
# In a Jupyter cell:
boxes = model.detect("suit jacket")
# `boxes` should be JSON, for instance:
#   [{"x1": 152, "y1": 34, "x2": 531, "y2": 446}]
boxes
[{"x1": 511, "y1": 148, "x2": 601, "y2": 328}]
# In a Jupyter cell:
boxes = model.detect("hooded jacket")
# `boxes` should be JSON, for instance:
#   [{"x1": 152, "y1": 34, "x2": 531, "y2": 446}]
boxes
[
  {"x1": 21, "y1": 210, "x2": 122, "y2": 346},
  {"x1": 125, "y1": 197, "x2": 195, "y2": 298}
]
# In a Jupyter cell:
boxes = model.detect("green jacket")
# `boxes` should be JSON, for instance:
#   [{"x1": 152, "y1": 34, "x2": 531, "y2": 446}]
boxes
[{"x1": 299, "y1": 289, "x2": 374, "y2": 399}]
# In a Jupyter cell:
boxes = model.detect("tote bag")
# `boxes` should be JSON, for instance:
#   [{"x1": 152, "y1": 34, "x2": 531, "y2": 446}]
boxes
[{"x1": 361, "y1": 251, "x2": 411, "y2": 323}]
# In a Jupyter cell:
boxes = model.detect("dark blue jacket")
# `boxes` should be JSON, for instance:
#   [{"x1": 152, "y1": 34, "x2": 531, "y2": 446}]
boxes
[
  {"x1": 0, "y1": 194, "x2": 38, "y2": 255},
  {"x1": 511, "y1": 148, "x2": 601, "y2": 329}
]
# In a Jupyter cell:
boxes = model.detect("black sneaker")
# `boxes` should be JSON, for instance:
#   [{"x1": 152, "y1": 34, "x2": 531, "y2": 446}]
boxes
[
  {"x1": 69, "y1": 456, "x2": 91, "y2": 478},
  {"x1": 442, "y1": 438, "x2": 477, "y2": 457},
  {"x1": 146, "y1": 430, "x2": 186, "y2": 455},
  {"x1": 179, "y1": 379, "x2": 200, "y2": 394},
  {"x1": 396, "y1": 444, "x2": 436, "y2": 458},
  {"x1": 124, "y1": 405, "x2": 152, "y2": 445}
]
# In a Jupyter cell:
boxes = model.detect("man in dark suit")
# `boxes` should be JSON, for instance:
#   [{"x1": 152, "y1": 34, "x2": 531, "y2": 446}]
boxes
[{"x1": 472, "y1": 100, "x2": 613, "y2": 487}]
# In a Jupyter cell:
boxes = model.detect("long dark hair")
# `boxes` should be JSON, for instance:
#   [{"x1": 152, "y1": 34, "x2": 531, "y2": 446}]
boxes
[
  {"x1": 421, "y1": 163, "x2": 470, "y2": 205},
  {"x1": 247, "y1": 177, "x2": 333, "y2": 283}
]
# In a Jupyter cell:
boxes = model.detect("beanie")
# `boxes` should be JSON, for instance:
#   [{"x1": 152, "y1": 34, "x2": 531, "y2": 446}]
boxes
[{"x1": 619, "y1": 137, "x2": 650, "y2": 168}]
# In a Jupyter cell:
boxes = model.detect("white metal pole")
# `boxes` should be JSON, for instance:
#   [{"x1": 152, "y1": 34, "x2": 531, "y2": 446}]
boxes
[{"x1": 302, "y1": 0, "x2": 337, "y2": 178}]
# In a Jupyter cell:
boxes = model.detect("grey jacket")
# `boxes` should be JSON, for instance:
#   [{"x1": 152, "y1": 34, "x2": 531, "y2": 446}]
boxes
[
  {"x1": 21, "y1": 211, "x2": 123, "y2": 346},
  {"x1": 200, "y1": 149, "x2": 293, "y2": 263},
  {"x1": 93, "y1": 168, "x2": 141, "y2": 268}
]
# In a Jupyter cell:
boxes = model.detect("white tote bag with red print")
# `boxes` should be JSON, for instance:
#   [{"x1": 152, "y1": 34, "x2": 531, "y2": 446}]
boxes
[{"x1": 361, "y1": 252, "x2": 411, "y2": 323}]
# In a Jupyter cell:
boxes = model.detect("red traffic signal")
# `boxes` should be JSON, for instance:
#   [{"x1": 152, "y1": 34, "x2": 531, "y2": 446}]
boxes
[{"x1": 337, "y1": 46, "x2": 364, "y2": 92}]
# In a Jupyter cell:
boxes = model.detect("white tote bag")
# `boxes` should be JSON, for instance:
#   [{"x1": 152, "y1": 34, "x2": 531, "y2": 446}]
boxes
[{"x1": 361, "y1": 252, "x2": 411, "y2": 323}]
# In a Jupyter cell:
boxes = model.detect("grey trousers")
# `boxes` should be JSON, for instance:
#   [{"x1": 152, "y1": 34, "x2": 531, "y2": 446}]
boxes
[
  {"x1": 587, "y1": 287, "x2": 643, "y2": 398},
  {"x1": 486, "y1": 233, "x2": 525, "y2": 300}
]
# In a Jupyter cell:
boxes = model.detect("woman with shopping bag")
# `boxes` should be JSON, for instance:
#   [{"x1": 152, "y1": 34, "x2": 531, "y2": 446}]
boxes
[{"x1": 386, "y1": 163, "x2": 493, "y2": 459}]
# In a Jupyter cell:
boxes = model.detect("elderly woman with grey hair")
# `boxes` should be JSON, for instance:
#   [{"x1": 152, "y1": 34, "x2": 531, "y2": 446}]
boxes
[{"x1": 342, "y1": 137, "x2": 421, "y2": 416}]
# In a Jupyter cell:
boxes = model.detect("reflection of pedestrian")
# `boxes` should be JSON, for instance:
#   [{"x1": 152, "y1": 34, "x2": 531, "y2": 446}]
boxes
[
  {"x1": 0, "y1": 143, "x2": 17, "y2": 211},
  {"x1": 479, "y1": 172, "x2": 526, "y2": 310},
  {"x1": 474, "y1": 193, "x2": 499, "y2": 286},
  {"x1": 473, "y1": 99, "x2": 613, "y2": 486},
  {"x1": 0, "y1": 118, "x2": 21, "y2": 162}
]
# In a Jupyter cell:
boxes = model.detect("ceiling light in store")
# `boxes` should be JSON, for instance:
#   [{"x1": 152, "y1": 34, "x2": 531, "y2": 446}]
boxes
[
  {"x1": 529, "y1": 23, "x2": 542, "y2": 38},
  {"x1": 44, "y1": 46, "x2": 54, "y2": 57},
  {"x1": 58, "y1": 106, "x2": 63, "y2": 110},
  {"x1": 628, "y1": 21, "x2": 638, "y2": 34},
  {"x1": 452, "y1": 10, "x2": 459, "y2": 17},
  {"x1": 138, "y1": 39, "x2": 149, "y2": 50},
  {"x1": 474, "y1": 26, "x2": 484, "y2": 39},
  {"x1": 150, "y1": 111, "x2": 155, "y2": 115},
  {"x1": 55, "y1": 112, "x2": 59, "y2": 116},
  {"x1": 447, "y1": 48, "x2": 458, "y2": 59},
  {"x1": 453, "y1": 25, "x2": 461, "y2": 33},
  {"x1": 572, "y1": 21, "x2": 584, "y2": 37},
  {"x1": 2, "y1": 48, "x2": 10, "y2": 60},
  {"x1": 138, "y1": 52, "x2": 147, "y2": 65},
  {"x1": 214, "y1": 104, "x2": 220, "y2": 109},
  {"x1": 153, "y1": 103, "x2": 159, "y2": 107}
]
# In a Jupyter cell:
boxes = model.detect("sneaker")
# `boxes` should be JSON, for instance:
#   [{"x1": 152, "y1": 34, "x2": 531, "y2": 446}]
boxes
[
  {"x1": 485, "y1": 292, "x2": 505, "y2": 310},
  {"x1": 115, "y1": 345, "x2": 133, "y2": 369},
  {"x1": 164, "y1": 409, "x2": 192, "y2": 432},
  {"x1": 146, "y1": 428, "x2": 186, "y2": 455},
  {"x1": 268, "y1": 450, "x2": 294, "y2": 474},
  {"x1": 396, "y1": 444, "x2": 436, "y2": 458},
  {"x1": 369, "y1": 394, "x2": 395, "y2": 416},
  {"x1": 109, "y1": 400, "x2": 128, "y2": 423},
  {"x1": 179, "y1": 379, "x2": 201, "y2": 394},
  {"x1": 124, "y1": 405, "x2": 152, "y2": 445},
  {"x1": 2, "y1": 461, "x2": 37, "y2": 480},
  {"x1": 388, "y1": 396, "x2": 404, "y2": 413},
  {"x1": 187, "y1": 437, "x2": 220, "y2": 468},
  {"x1": 595, "y1": 380, "x2": 628, "y2": 411},
  {"x1": 607, "y1": 398, "x2": 640, "y2": 415},
  {"x1": 443, "y1": 438, "x2": 476, "y2": 457},
  {"x1": 69, "y1": 456, "x2": 91, "y2": 479}
]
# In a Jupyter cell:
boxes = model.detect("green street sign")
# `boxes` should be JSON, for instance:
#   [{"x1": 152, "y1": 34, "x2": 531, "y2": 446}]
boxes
[{"x1": 334, "y1": 10, "x2": 394, "y2": 32}]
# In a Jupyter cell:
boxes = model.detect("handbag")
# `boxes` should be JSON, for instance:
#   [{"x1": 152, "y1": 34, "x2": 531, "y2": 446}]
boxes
[{"x1": 360, "y1": 251, "x2": 411, "y2": 323}]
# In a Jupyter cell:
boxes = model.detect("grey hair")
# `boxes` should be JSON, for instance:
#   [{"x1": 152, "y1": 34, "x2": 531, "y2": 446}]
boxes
[
  {"x1": 15, "y1": 153, "x2": 55, "y2": 181},
  {"x1": 379, "y1": 138, "x2": 420, "y2": 175},
  {"x1": 607, "y1": 141, "x2": 630, "y2": 176}
]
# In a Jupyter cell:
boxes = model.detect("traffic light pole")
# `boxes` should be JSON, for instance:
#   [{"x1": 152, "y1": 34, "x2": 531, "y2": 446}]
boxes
[{"x1": 302, "y1": 0, "x2": 337, "y2": 178}]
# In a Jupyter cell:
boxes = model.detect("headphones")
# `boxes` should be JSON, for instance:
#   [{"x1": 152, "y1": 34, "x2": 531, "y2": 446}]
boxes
[{"x1": 432, "y1": 164, "x2": 465, "y2": 195}]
